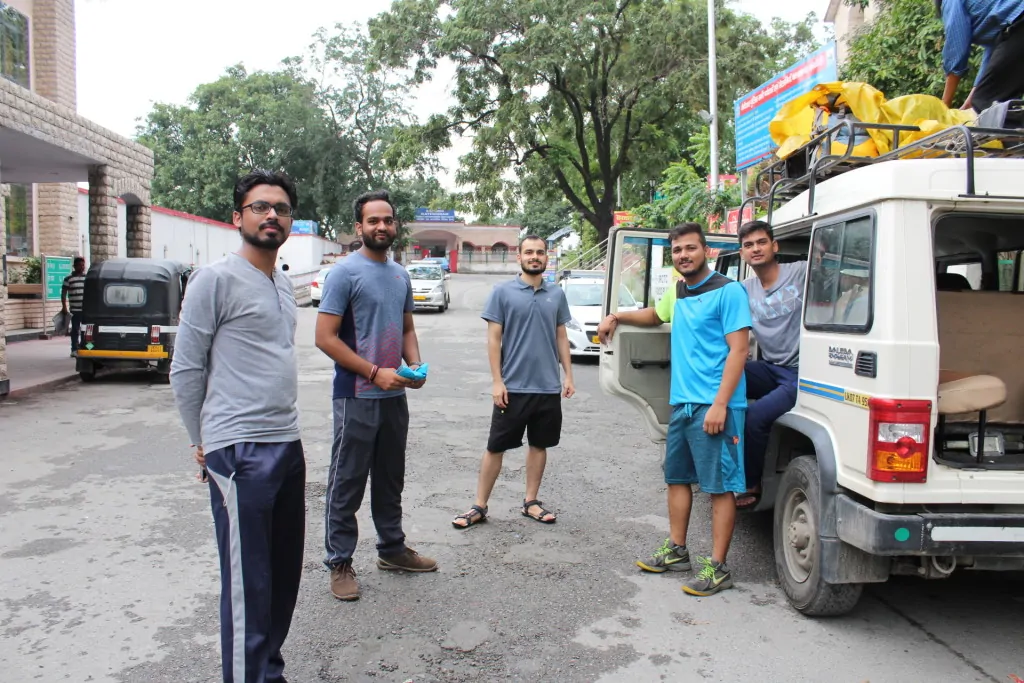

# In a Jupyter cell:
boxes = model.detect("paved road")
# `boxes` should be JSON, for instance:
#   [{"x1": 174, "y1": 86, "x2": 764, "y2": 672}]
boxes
[{"x1": 1, "y1": 274, "x2": 1021, "y2": 683}]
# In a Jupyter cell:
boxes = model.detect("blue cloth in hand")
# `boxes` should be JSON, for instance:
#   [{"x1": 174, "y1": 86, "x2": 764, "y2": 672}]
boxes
[{"x1": 397, "y1": 362, "x2": 429, "y2": 381}]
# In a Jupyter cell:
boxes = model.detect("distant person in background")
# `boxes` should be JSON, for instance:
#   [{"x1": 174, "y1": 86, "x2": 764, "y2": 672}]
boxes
[
  {"x1": 61, "y1": 257, "x2": 86, "y2": 357},
  {"x1": 938, "y1": 0, "x2": 1024, "y2": 112}
]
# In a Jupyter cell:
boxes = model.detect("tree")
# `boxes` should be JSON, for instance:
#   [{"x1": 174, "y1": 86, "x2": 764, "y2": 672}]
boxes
[
  {"x1": 284, "y1": 23, "x2": 434, "y2": 190},
  {"x1": 369, "y1": 0, "x2": 817, "y2": 244},
  {"x1": 138, "y1": 24, "x2": 437, "y2": 242},
  {"x1": 137, "y1": 65, "x2": 353, "y2": 237},
  {"x1": 841, "y1": 0, "x2": 981, "y2": 102}
]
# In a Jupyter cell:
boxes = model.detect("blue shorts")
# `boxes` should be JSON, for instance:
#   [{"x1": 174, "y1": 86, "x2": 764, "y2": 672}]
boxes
[{"x1": 665, "y1": 404, "x2": 746, "y2": 494}]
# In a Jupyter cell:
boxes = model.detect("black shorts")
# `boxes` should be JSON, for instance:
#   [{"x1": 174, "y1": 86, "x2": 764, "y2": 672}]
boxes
[{"x1": 487, "y1": 393, "x2": 562, "y2": 453}]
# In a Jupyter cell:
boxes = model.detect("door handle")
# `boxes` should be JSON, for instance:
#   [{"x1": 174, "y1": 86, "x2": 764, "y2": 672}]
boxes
[{"x1": 630, "y1": 359, "x2": 670, "y2": 369}]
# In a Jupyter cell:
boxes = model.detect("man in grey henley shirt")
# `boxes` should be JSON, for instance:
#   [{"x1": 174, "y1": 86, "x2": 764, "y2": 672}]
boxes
[{"x1": 170, "y1": 170, "x2": 305, "y2": 683}]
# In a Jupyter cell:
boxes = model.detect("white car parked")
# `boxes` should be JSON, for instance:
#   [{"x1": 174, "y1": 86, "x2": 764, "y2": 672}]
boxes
[
  {"x1": 561, "y1": 276, "x2": 638, "y2": 357},
  {"x1": 310, "y1": 266, "x2": 332, "y2": 307},
  {"x1": 407, "y1": 261, "x2": 451, "y2": 312}
]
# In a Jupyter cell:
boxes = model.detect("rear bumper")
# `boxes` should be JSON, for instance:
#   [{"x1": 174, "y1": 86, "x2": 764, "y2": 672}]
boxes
[
  {"x1": 77, "y1": 349, "x2": 168, "y2": 360},
  {"x1": 835, "y1": 493, "x2": 1024, "y2": 557}
]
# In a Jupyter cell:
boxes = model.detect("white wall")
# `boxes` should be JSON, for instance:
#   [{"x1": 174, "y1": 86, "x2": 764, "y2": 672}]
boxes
[{"x1": 76, "y1": 193, "x2": 345, "y2": 299}]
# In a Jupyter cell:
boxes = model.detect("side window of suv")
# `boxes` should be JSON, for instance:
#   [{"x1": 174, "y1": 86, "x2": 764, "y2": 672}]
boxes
[{"x1": 805, "y1": 215, "x2": 874, "y2": 332}]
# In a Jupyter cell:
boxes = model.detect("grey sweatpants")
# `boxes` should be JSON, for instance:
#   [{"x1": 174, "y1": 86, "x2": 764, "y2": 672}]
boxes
[{"x1": 324, "y1": 396, "x2": 409, "y2": 568}]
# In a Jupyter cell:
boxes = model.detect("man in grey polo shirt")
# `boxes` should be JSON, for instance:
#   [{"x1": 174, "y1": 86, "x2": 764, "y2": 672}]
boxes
[{"x1": 452, "y1": 234, "x2": 575, "y2": 529}]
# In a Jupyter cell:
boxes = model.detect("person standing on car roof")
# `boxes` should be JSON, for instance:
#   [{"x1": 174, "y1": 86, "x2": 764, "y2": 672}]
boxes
[
  {"x1": 451, "y1": 234, "x2": 576, "y2": 531},
  {"x1": 170, "y1": 169, "x2": 305, "y2": 683},
  {"x1": 937, "y1": 0, "x2": 1024, "y2": 112},
  {"x1": 314, "y1": 189, "x2": 435, "y2": 603},
  {"x1": 735, "y1": 220, "x2": 807, "y2": 509},
  {"x1": 598, "y1": 222, "x2": 751, "y2": 597}
]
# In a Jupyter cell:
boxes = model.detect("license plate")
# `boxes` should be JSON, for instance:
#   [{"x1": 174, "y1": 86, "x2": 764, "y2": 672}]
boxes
[
  {"x1": 148, "y1": 344, "x2": 164, "y2": 353},
  {"x1": 591, "y1": 335, "x2": 601, "y2": 344},
  {"x1": 413, "y1": 295, "x2": 427, "y2": 301}
]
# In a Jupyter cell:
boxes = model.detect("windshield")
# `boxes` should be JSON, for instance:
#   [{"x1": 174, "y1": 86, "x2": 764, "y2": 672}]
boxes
[
  {"x1": 407, "y1": 266, "x2": 442, "y2": 280},
  {"x1": 564, "y1": 281, "x2": 636, "y2": 308}
]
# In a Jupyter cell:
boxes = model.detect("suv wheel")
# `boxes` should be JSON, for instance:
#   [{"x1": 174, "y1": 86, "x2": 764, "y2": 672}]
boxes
[{"x1": 773, "y1": 455, "x2": 863, "y2": 616}]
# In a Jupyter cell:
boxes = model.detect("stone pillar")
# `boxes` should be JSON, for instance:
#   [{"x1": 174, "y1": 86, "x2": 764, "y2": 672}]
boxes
[
  {"x1": 0, "y1": 183, "x2": 9, "y2": 396},
  {"x1": 126, "y1": 203, "x2": 152, "y2": 258},
  {"x1": 31, "y1": 0, "x2": 77, "y2": 110},
  {"x1": 88, "y1": 166, "x2": 118, "y2": 265},
  {"x1": 36, "y1": 183, "x2": 80, "y2": 257}
]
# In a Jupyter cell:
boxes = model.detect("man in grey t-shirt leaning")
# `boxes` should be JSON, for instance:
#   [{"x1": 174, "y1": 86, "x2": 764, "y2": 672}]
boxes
[
  {"x1": 737, "y1": 221, "x2": 806, "y2": 508},
  {"x1": 451, "y1": 234, "x2": 575, "y2": 530},
  {"x1": 170, "y1": 170, "x2": 305, "y2": 683}
]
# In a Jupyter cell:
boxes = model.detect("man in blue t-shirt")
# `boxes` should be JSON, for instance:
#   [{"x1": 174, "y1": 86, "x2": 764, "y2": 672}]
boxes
[
  {"x1": 315, "y1": 190, "x2": 436, "y2": 602},
  {"x1": 451, "y1": 235, "x2": 576, "y2": 530},
  {"x1": 598, "y1": 222, "x2": 751, "y2": 597}
]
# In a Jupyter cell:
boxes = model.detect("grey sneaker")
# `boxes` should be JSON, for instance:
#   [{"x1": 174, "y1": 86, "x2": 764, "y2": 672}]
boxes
[
  {"x1": 636, "y1": 538, "x2": 691, "y2": 573},
  {"x1": 682, "y1": 557, "x2": 733, "y2": 596}
]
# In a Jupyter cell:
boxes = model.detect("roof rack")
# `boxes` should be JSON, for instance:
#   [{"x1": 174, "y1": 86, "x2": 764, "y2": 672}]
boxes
[{"x1": 740, "y1": 116, "x2": 1024, "y2": 226}]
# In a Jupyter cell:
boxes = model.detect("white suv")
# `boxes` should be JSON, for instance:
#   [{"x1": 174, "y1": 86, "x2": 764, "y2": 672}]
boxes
[{"x1": 600, "y1": 123, "x2": 1024, "y2": 616}]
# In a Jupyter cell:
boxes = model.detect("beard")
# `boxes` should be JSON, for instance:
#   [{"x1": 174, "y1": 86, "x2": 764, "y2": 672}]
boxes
[
  {"x1": 675, "y1": 257, "x2": 705, "y2": 277},
  {"x1": 521, "y1": 260, "x2": 546, "y2": 275},
  {"x1": 241, "y1": 221, "x2": 287, "y2": 250},
  {"x1": 361, "y1": 230, "x2": 396, "y2": 252}
]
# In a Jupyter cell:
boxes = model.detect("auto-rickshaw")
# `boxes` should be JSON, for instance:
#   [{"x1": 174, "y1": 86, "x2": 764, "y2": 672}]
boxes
[{"x1": 75, "y1": 258, "x2": 193, "y2": 383}]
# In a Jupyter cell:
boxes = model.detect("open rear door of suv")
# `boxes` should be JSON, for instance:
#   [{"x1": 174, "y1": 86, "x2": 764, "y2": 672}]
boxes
[{"x1": 598, "y1": 228, "x2": 737, "y2": 443}]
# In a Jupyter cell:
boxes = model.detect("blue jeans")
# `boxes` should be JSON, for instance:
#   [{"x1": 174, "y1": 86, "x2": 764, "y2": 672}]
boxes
[
  {"x1": 744, "y1": 361, "x2": 799, "y2": 489},
  {"x1": 70, "y1": 312, "x2": 83, "y2": 352}
]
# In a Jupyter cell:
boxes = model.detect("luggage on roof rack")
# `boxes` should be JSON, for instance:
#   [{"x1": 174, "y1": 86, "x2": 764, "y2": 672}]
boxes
[{"x1": 741, "y1": 102, "x2": 1024, "y2": 226}]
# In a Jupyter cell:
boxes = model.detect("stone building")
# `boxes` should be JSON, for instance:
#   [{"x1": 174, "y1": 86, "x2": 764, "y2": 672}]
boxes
[
  {"x1": 824, "y1": 0, "x2": 879, "y2": 65},
  {"x1": 0, "y1": 0, "x2": 154, "y2": 396}
]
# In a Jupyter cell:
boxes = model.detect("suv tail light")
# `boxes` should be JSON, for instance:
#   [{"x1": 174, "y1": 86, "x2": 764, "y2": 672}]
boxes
[
  {"x1": 84, "y1": 324, "x2": 94, "y2": 342},
  {"x1": 150, "y1": 325, "x2": 161, "y2": 344},
  {"x1": 867, "y1": 398, "x2": 932, "y2": 483},
  {"x1": 312, "y1": 280, "x2": 319, "y2": 289}
]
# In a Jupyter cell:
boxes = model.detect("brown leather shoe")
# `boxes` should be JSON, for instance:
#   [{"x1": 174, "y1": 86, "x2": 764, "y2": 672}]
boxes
[
  {"x1": 330, "y1": 562, "x2": 359, "y2": 601},
  {"x1": 376, "y1": 547, "x2": 438, "y2": 572}
]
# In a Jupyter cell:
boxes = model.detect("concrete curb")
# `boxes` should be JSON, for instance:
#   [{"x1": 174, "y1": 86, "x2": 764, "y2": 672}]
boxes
[{"x1": 4, "y1": 373, "x2": 79, "y2": 400}]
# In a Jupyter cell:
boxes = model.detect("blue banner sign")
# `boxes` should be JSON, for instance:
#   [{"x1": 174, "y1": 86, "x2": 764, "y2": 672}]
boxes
[
  {"x1": 291, "y1": 220, "x2": 318, "y2": 235},
  {"x1": 733, "y1": 42, "x2": 838, "y2": 171},
  {"x1": 414, "y1": 208, "x2": 457, "y2": 222}
]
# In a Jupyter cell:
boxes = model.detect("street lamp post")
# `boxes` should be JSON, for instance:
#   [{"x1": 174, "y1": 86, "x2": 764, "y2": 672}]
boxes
[{"x1": 707, "y1": 0, "x2": 719, "y2": 192}]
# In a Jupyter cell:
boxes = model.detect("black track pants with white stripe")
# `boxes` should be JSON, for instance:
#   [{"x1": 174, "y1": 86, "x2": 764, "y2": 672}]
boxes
[{"x1": 206, "y1": 440, "x2": 306, "y2": 683}]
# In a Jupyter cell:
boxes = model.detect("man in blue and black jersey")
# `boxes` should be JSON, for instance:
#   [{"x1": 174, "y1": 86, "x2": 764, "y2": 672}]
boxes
[{"x1": 598, "y1": 222, "x2": 751, "y2": 597}]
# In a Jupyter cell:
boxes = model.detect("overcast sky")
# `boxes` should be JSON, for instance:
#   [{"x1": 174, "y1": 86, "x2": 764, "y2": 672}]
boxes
[{"x1": 75, "y1": 0, "x2": 827, "y2": 188}]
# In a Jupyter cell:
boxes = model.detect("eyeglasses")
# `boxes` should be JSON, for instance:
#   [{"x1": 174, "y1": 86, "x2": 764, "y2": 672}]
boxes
[{"x1": 241, "y1": 201, "x2": 293, "y2": 217}]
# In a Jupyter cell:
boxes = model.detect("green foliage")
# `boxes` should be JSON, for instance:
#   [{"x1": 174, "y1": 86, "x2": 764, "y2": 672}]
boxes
[
  {"x1": 22, "y1": 256, "x2": 41, "y2": 284},
  {"x1": 369, "y1": 0, "x2": 818, "y2": 243},
  {"x1": 137, "y1": 24, "x2": 434, "y2": 242},
  {"x1": 841, "y1": 0, "x2": 981, "y2": 101},
  {"x1": 631, "y1": 161, "x2": 741, "y2": 232}
]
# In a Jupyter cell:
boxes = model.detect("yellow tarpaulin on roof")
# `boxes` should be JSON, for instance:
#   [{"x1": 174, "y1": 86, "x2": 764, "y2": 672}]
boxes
[{"x1": 769, "y1": 81, "x2": 978, "y2": 160}]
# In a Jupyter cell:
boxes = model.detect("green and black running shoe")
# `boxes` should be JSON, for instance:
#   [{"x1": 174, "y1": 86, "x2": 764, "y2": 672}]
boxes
[
  {"x1": 681, "y1": 557, "x2": 733, "y2": 596},
  {"x1": 636, "y1": 538, "x2": 691, "y2": 573}
]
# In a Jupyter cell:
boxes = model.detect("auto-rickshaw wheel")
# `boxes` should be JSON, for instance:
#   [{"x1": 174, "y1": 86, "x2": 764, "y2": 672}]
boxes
[{"x1": 79, "y1": 368, "x2": 97, "y2": 383}]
